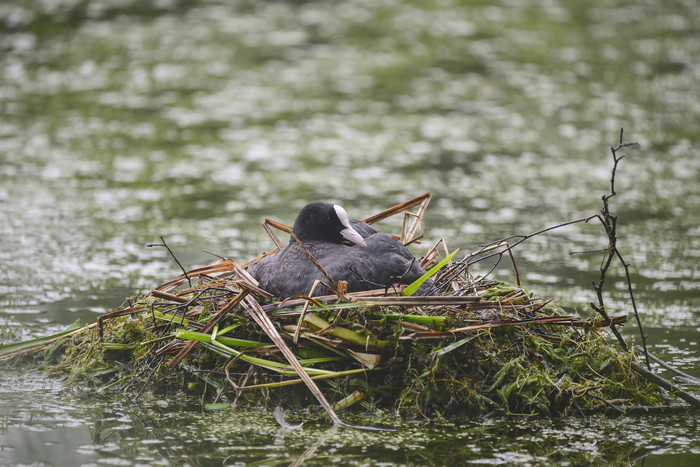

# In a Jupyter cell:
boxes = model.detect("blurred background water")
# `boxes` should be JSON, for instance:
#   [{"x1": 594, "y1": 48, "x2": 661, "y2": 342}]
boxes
[{"x1": 1, "y1": 0, "x2": 698, "y2": 464}]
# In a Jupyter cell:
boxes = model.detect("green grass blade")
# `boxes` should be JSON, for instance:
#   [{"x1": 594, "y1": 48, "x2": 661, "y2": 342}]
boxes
[
  {"x1": 153, "y1": 311, "x2": 189, "y2": 326},
  {"x1": 177, "y1": 330, "x2": 268, "y2": 349},
  {"x1": 402, "y1": 249, "x2": 459, "y2": 296},
  {"x1": 0, "y1": 319, "x2": 86, "y2": 358},
  {"x1": 303, "y1": 313, "x2": 388, "y2": 350},
  {"x1": 175, "y1": 329, "x2": 334, "y2": 376},
  {"x1": 433, "y1": 334, "x2": 479, "y2": 357},
  {"x1": 379, "y1": 313, "x2": 447, "y2": 328}
]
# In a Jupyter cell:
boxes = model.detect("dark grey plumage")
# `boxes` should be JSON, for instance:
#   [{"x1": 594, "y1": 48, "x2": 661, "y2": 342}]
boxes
[{"x1": 248, "y1": 202, "x2": 430, "y2": 298}]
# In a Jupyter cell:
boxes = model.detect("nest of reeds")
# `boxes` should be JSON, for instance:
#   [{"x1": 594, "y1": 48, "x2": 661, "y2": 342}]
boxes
[{"x1": 28, "y1": 192, "x2": 672, "y2": 419}]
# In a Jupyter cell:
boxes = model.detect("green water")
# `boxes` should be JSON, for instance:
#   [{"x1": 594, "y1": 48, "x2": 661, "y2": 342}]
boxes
[{"x1": 1, "y1": 0, "x2": 698, "y2": 464}]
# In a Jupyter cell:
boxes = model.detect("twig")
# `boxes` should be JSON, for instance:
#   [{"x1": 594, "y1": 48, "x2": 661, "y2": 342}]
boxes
[
  {"x1": 636, "y1": 345, "x2": 700, "y2": 384},
  {"x1": 402, "y1": 314, "x2": 628, "y2": 339},
  {"x1": 505, "y1": 242, "x2": 521, "y2": 286},
  {"x1": 362, "y1": 192, "x2": 431, "y2": 226},
  {"x1": 262, "y1": 218, "x2": 290, "y2": 250},
  {"x1": 150, "y1": 290, "x2": 190, "y2": 303},
  {"x1": 616, "y1": 247, "x2": 649, "y2": 368},
  {"x1": 147, "y1": 237, "x2": 191, "y2": 288},
  {"x1": 294, "y1": 280, "x2": 332, "y2": 345},
  {"x1": 290, "y1": 231, "x2": 337, "y2": 294},
  {"x1": 440, "y1": 216, "x2": 598, "y2": 288},
  {"x1": 630, "y1": 361, "x2": 700, "y2": 408},
  {"x1": 584, "y1": 129, "x2": 645, "y2": 356}
]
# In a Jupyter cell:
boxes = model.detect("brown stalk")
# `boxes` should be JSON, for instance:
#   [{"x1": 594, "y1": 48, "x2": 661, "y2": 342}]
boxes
[
  {"x1": 262, "y1": 218, "x2": 290, "y2": 250},
  {"x1": 155, "y1": 259, "x2": 236, "y2": 293},
  {"x1": 290, "y1": 231, "x2": 337, "y2": 293},
  {"x1": 403, "y1": 193, "x2": 431, "y2": 245},
  {"x1": 421, "y1": 237, "x2": 445, "y2": 268},
  {"x1": 403, "y1": 314, "x2": 628, "y2": 340},
  {"x1": 241, "y1": 295, "x2": 346, "y2": 427},
  {"x1": 353, "y1": 296, "x2": 480, "y2": 306},
  {"x1": 630, "y1": 361, "x2": 700, "y2": 408},
  {"x1": 150, "y1": 290, "x2": 190, "y2": 303},
  {"x1": 293, "y1": 280, "x2": 329, "y2": 345},
  {"x1": 362, "y1": 192, "x2": 431, "y2": 225}
]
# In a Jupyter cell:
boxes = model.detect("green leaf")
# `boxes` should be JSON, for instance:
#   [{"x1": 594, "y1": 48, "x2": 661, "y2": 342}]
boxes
[
  {"x1": 175, "y1": 329, "x2": 334, "y2": 376},
  {"x1": 380, "y1": 313, "x2": 447, "y2": 328},
  {"x1": 402, "y1": 249, "x2": 459, "y2": 296},
  {"x1": 177, "y1": 330, "x2": 267, "y2": 348},
  {"x1": 432, "y1": 334, "x2": 478, "y2": 357},
  {"x1": 0, "y1": 319, "x2": 86, "y2": 358}
]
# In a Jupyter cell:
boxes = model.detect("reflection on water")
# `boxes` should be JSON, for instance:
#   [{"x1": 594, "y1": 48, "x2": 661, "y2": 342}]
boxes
[{"x1": 1, "y1": 0, "x2": 698, "y2": 464}]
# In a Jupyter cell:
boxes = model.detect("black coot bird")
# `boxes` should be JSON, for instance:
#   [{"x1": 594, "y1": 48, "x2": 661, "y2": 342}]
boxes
[{"x1": 248, "y1": 202, "x2": 431, "y2": 298}]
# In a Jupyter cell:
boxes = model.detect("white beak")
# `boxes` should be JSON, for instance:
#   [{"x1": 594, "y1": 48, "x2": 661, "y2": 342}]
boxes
[
  {"x1": 334, "y1": 204, "x2": 367, "y2": 246},
  {"x1": 341, "y1": 226, "x2": 366, "y2": 247}
]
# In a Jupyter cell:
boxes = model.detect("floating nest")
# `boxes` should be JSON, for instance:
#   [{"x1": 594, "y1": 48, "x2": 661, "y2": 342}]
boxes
[{"x1": 4, "y1": 192, "x2": 682, "y2": 419}]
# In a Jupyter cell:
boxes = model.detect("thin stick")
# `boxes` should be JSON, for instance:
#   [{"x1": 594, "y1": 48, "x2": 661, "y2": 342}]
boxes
[
  {"x1": 294, "y1": 280, "x2": 326, "y2": 345},
  {"x1": 147, "y1": 237, "x2": 192, "y2": 288},
  {"x1": 585, "y1": 129, "x2": 641, "y2": 353},
  {"x1": 362, "y1": 192, "x2": 431, "y2": 225},
  {"x1": 403, "y1": 314, "x2": 628, "y2": 339},
  {"x1": 504, "y1": 242, "x2": 521, "y2": 286},
  {"x1": 636, "y1": 345, "x2": 700, "y2": 384},
  {"x1": 630, "y1": 361, "x2": 700, "y2": 408},
  {"x1": 290, "y1": 232, "x2": 337, "y2": 293},
  {"x1": 155, "y1": 259, "x2": 236, "y2": 293},
  {"x1": 0, "y1": 322, "x2": 97, "y2": 359},
  {"x1": 616, "y1": 247, "x2": 649, "y2": 368},
  {"x1": 262, "y1": 218, "x2": 290, "y2": 250},
  {"x1": 150, "y1": 290, "x2": 190, "y2": 303},
  {"x1": 466, "y1": 216, "x2": 598, "y2": 268},
  {"x1": 233, "y1": 365, "x2": 255, "y2": 408}
]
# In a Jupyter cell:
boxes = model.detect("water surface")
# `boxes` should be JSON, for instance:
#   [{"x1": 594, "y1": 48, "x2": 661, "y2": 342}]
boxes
[{"x1": 1, "y1": 0, "x2": 698, "y2": 464}]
